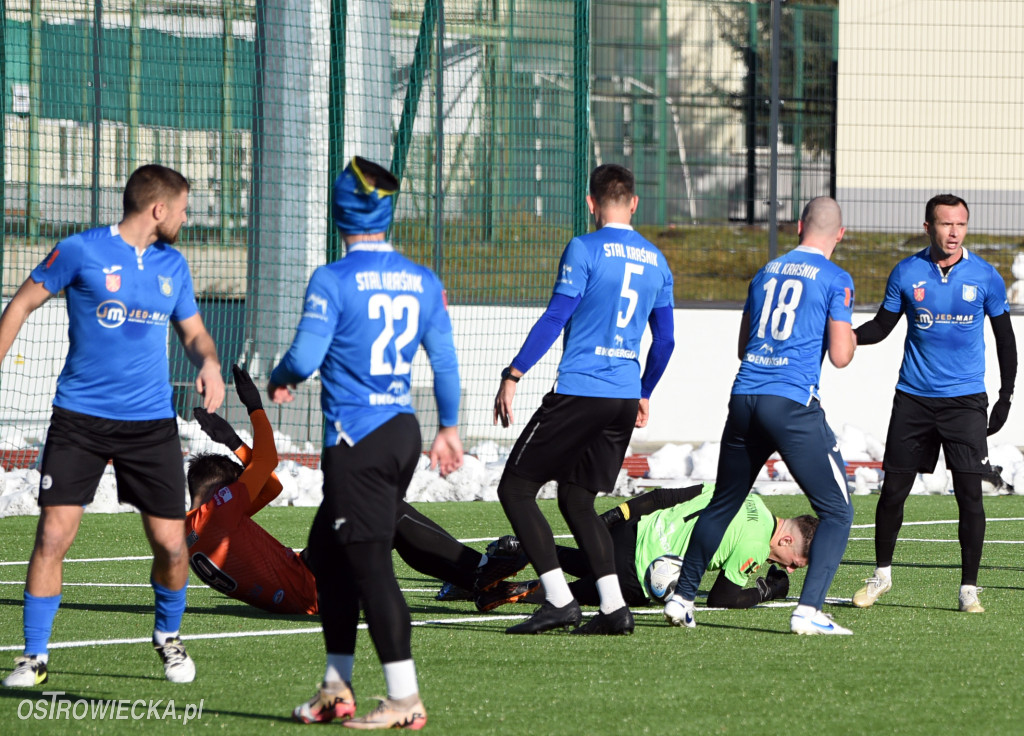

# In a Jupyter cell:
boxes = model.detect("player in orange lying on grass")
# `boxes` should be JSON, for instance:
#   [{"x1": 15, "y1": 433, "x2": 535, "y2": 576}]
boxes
[
  {"x1": 186, "y1": 371, "x2": 530, "y2": 617},
  {"x1": 184, "y1": 367, "x2": 318, "y2": 614}
]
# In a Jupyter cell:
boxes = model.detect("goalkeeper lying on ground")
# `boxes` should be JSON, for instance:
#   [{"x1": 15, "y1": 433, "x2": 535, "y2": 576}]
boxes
[
  {"x1": 476, "y1": 483, "x2": 818, "y2": 611},
  {"x1": 185, "y1": 367, "x2": 528, "y2": 615}
]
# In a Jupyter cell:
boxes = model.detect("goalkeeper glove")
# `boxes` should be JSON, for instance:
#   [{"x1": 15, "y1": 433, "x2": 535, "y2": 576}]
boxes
[
  {"x1": 600, "y1": 503, "x2": 630, "y2": 528},
  {"x1": 987, "y1": 390, "x2": 1012, "y2": 436},
  {"x1": 232, "y1": 364, "x2": 263, "y2": 414},
  {"x1": 193, "y1": 407, "x2": 243, "y2": 451},
  {"x1": 754, "y1": 565, "x2": 790, "y2": 602}
]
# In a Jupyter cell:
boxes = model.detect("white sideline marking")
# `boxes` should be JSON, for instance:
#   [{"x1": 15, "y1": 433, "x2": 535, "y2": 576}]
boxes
[
  {"x1": 849, "y1": 537, "x2": 1024, "y2": 544},
  {"x1": 1, "y1": 523, "x2": 1021, "y2": 567},
  {"x1": 0, "y1": 603, "x2": 818, "y2": 653}
]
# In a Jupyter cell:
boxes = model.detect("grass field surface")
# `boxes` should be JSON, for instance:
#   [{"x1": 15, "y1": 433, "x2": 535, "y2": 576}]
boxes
[{"x1": 2, "y1": 495, "x2": 1023, "y2": 734}]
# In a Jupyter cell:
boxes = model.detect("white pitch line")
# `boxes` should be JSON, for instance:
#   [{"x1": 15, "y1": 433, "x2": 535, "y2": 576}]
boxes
[
  {"x1": 849, "y1": 537, "x2": 1024, "y2": 544},
  {"x1": 0, "y1": 602, "x2": 815, "y2": 653},
  {"x1": 1, "y1": 522, "x2": 1021, "y2": 568}
]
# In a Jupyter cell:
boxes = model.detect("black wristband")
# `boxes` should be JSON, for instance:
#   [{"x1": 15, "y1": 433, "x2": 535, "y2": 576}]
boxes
[{"x1": 500, "y1": 366, "x2": 521, "y2": 383}]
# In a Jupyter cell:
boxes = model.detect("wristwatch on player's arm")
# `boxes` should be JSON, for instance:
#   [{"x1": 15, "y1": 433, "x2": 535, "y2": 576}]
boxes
[{"x1": 500, "y1": 366, "x2": 521, "y2": 383}]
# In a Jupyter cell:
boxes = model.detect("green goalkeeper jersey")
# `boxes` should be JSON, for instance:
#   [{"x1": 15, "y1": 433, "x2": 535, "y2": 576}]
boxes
[{"x1": 633, "y1": 483, "x2": 776, "y2": 589}]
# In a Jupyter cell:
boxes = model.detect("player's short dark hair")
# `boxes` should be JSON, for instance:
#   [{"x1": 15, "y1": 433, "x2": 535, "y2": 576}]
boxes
[
  {"x1": 925, "y1": 193, "x2": 969, "y2": 225},
  {"x1": 123, "y1": 164, "x2": 190, "y2": 216},
  {"x1": 589, "y1": 164, "x2": 635, "y2": 206},
  {"x1": 792, "y1": 514, "x2": 819, "y2": 560},
  {"x1": 187, "y1": 452, "x2": 243, "y2": 509}
]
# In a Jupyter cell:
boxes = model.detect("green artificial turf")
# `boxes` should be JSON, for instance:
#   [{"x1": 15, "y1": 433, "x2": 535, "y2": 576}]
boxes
[{"x1": 2, "y1": 496, "x2": 1023, "y2": 734}]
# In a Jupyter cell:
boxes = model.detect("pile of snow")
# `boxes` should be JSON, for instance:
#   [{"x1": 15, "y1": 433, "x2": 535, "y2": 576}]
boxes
[{"x1": 0, "y1": 416, "x2": 1021, "y2": 518}]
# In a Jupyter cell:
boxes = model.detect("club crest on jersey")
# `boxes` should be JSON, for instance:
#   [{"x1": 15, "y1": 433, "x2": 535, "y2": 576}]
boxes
[
  {"x1": 962, "y1": 284, "x2": 977, "y2": 302},
  {"x1": 106, "y1": 274, "x2": 121, "y2": 292},
  {"x1": 213, "y1": 486, "x2": 233, "y2": 506},
  {"x1": 158, "y1": 275, "x2": 173, "y2": 297},
  {"x1": 913, "y1": 286, "x2": 925, "y2": 302}
]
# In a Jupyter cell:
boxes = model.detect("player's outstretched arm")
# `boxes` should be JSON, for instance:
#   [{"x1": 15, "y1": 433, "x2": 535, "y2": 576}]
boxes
[
  {"x1": 174, "y1": 313, "x2": 225, "y2": 411},
  {"x1": 232, "y1": 365, "x2": 279, "y2": 502},
  {"x1": 0, "y1": 278, "x2": 53, "y2": 365},
  {"x1": 853, "y1": 305, "x2": 900, "y2": 346},
  {"x1": 192, "y1": 405, "x2": 284, "y2": 512}
]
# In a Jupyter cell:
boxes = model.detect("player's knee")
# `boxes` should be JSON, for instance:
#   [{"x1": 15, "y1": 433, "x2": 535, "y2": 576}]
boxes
[{"x1": 497, "y1": 471, "x2": 538, "y2": 506}]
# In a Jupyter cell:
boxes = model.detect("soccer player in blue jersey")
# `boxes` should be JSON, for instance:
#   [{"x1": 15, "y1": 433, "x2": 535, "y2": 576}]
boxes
[
  {"x1": 850, "y1": 194, "x2": 1016, "y2": 614},
  {"x1": 268, "y1": 157, "x2": 462, "y2": 730},
  {"x1": 0, "y1": 165, "x2": 225, "y2": 688},
  {"x1": 663, "y1": 196, "x2": 857, "y2": 635},
  {"x1": 493, "y1": 163, "x2": 675, "y2": 636}
]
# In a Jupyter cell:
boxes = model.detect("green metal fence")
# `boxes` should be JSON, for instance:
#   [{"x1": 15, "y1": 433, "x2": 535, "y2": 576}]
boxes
[{"x1": 3, "y1": 0, "x2": 1020, "y2": 448}]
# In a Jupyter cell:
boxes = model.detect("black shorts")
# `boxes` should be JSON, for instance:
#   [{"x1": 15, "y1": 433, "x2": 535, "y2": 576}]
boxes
[
  {"x1": 882, "y1": 390, "x2": 989, "y2": 474},
  {"x1": 319, "y1": 413, "x2": 421, "y2": 544},
  {"x1": 38, "y1": 406, "x2": 187, "y2": 519},
  {"x1": 506, "y1": 392, "x2": 638, "y2": 492}
]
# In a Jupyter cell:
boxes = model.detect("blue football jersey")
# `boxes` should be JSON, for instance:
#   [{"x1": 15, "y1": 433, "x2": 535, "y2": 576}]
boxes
[
  {"x1": 732, "y1": 245, "x2": 855, "y2": 405},
  {"x1": 882, "y1": 248, "x2": 1008, "y2": 398},
  {"x1": 30, "y1": 225, "x2": 199, "y2": 420},
  {"x1": 551, "y1": 223, "x2": 674, "y2": 398},
  {"x1": 293, "y1": 242, "x2": 455, "y2": 445}
]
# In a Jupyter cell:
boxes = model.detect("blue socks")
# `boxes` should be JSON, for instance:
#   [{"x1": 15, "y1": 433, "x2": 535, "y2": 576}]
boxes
[
  {"x1": 24, "y1": 590, "x2": 62, "y2": 657},
  {"x1": 152, "y1": 578, "x2": 187, "y2": 642}
]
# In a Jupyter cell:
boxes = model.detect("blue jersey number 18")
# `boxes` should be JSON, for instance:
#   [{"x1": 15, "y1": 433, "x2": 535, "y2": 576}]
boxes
[{"x1": 756, "y1": 277, "x2": 803, "y2": 341}]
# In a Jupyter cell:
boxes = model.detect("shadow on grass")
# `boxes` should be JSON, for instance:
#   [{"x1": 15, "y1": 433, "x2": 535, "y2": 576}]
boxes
[{"x1": 0, "y1": 595, "x2": 315, "y2": 623}]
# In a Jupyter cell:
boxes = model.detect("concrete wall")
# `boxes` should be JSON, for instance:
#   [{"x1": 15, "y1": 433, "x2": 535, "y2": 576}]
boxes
[
  {"x1": 437, "y1": 305, "x2": 1024, "y2": 448},
  {"x1": 4, "y1": 301, "x2": 1021, "y2": 449}
]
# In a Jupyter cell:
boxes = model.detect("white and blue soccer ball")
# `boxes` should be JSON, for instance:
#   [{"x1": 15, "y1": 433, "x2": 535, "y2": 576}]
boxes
[{"x1": 644, "y1": 554, "x2": 684, "y2": 603}]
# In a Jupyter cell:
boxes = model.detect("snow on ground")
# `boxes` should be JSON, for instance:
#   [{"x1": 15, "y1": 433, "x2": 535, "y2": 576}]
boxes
[{"x1": 0, "y1": 417, "x2": 1020, "y2": 518}]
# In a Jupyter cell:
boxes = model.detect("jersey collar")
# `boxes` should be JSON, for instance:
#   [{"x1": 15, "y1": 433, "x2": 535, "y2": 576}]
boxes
[
  {"x1": 347, "y1": 241, "x2": 395, "y2": 253},
  {"x1": 602, "y1": 222, "x2": 634, "y2": 231},
  {"x1": 793, "y1": 244, "x2": 828, "y2": 259}
]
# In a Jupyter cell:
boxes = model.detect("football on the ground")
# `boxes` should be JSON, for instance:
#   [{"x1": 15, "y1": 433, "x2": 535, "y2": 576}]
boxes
[{"x1": 644, "y1": 554, "x2": 684, "y2": 603}]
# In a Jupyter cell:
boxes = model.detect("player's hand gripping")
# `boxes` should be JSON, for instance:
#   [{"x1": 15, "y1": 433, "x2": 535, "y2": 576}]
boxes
[
  {"x1": 755, "y1": 565, "x2": 790, "y2": 602},
  {"x1": 233, "y1": 364, "x2": 263, "y2": 414},
  {"x1": 193, "y1": 407, "x2": 243, "y2": 451}
]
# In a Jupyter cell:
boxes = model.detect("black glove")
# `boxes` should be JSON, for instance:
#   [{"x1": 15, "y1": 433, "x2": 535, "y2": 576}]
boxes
[
  {"x1": 754, "y1": 565, "x2": 790, "y2": 602},
  {"x1": 600, "y1": 503, "x2": 628, "y2": 528},
  {"x1": 233, "y1": 364, "x2": 263, "y2": 414},
  {"x1": 193, "y1": 407, "x2": 243, "y2": 451},
  {"x1": 987, "y1": 391, "x2": 1012, "y2": 436}
]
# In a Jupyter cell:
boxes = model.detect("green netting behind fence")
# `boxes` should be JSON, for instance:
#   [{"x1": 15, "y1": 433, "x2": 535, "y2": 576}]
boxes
[{"x1": 2, "y1": 0, "x2": 1023, "y2": 451}]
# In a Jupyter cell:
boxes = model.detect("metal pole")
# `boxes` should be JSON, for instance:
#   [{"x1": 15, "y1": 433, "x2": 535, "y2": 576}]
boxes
[
  {"x1": 791, "y1": 6, "x2": 804, "y2": 222},
  {"x1": 573, "y1": 0, "x2": 590, "y2": 235},
  {"x1": 744, "y1": 6, "x2": 756, "y2": 226},
  {"x1": 327, "y1": 0, "x2": 346, "y2": 263},
  {"x1": 90, "y1": 0, "x2": 103, "y2": 226},
  {"x1": 768, "y1": 0, "x2": 781, "y2": 260},
  {"x1": 390, "y1": 0, "x2": 437, "y2": 197},
  {"x1": 1, "y1": 0, "x2": 6, "y2": 288},
  {"x1": 656, "y1": 0, "x2": 667, "y2": 225},
  {"x1": 128, "y1": 0, "x2": 140, "y2": 173},
  {"x1": 432, "y1": 0, "x2": 444, "y2": 275},
  {"x1": 221, "y1": 0, "x2": 235, "y2": 246},
  {"x1": 27, "y1": 0, "x2": 41, "y2": 241}
]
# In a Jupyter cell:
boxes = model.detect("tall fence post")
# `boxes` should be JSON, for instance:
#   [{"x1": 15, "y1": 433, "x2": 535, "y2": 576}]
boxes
[
  {"x1": 327, "y1": 0, "x2": 346, "y2": 263},
  {"x1": 573, "y1": 0, "x2": 590, "y2": 235},
  {"x1": 768, "y1": 0, "x2": 781, "y2": 259},
  {"x1": 432, "y1": 0, "x2": 444, "y2": 276}
]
